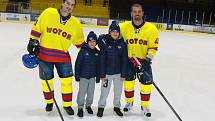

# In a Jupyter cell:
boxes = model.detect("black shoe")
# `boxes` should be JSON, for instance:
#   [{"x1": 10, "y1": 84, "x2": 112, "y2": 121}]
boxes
[
  {"x1": 86, "y1": 107, "x2": 93, "y2": 114},
  {"x1": 77, "y1": 108, "x2": 83, "y2": 117},
  {"x1": 97, "y1": 108, "x2": 104, "y2": 117},
  {"x1": 45, "y1": 103, "x2": 53, "y2": 112},
  {"x1": 64, "y1": 106, "x2": 74, "y2": 115},
  {"x1": 114, "y1": 107, "x2": 123, "y2": 117}
]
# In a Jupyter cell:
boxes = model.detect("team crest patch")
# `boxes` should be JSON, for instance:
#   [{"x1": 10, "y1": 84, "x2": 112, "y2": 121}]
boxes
[
  {"x1": 118, "y1": 46, "x2": 122, "y2": 49},
  {"x1": 85, "y1": 53, "x2": 89, "y2": 56},
  {"x1": 135, "y1": 28, "x2": 140, "y2": 34},
  {"x1": 95, "y1": 53, "x2": 99, "y2": 56}
]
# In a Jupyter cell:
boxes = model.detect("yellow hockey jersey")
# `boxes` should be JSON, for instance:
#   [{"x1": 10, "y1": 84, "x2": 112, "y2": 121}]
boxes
[
  {"x1": 119, "y1": 21, "x2": 159, "y2": 61},
  {"x1": 30, "y1": 8, "x2": 84, "y2": 62}
]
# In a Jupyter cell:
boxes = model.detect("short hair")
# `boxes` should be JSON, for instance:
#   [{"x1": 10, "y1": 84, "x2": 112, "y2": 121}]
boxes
[
  {"x1": 131, "y1": 3, "x2": 143, "y2": 11},
  {"x1": 63, "y1": 0, "x2": 76, "y2": 4}
]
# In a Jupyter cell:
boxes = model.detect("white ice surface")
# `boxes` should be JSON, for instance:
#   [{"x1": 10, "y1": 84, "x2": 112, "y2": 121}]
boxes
[{"x1": 0, "y1": 22, "x2": 215, "y2": 121}]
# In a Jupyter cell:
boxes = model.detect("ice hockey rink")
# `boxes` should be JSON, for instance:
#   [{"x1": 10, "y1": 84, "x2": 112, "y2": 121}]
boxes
[{"x1": 0, "y1": 22, "x2": 215, "y2": 121}]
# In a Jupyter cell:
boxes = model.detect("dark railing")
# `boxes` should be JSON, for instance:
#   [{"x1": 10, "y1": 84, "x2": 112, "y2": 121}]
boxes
[
  {"x1": 0, "y1": 0, "x2": 214, "y2": 26},
  {"x1": 109, "y1": 0, "x2": 215, "y2": 26}
]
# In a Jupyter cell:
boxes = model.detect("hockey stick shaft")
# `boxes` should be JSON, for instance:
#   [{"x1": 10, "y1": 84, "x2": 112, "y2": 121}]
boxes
[
  {"x1": 144, "y1": 71, "x2": 182, "y2": 121},
  {"x1": 43, "y1": 71, "x2": 65, "y2": 121},
  {"x1": 132, "y1": 55, "x2": 182, "y2": 121}
]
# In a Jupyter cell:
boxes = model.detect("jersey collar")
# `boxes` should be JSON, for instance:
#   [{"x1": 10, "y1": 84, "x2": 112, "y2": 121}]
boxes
[{"x1": 132, "y1": 21, "x2": 145, "y2": 29}]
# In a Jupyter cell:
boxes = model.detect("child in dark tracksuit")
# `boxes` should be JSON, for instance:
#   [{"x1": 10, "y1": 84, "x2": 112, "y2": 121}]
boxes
[
  {"x1": 75, "y1": 31, "x2": 100, "y2": 117},
  {"x1": 97, "y1": 21, "x2": 128, "y2": 117}
]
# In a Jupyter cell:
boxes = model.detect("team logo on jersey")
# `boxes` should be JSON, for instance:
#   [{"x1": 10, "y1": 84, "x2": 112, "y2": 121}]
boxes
[
  {"x1": 46, "y1": 27, "x2": 72, "y2": 40},
  {"x1": 126, "y1": 38, "x2": 147, "y2": 45},
  {"x1": 85, "y1": 53, "x2": 89, "y2": 56},
  {"x1": 135, "y1": 28, "x2": 140, "y2": 34},
  {"x1": 95, "y1": 53, "x2": 99, "y2": 56},
  {"x1": 118, "y1": 46, "x2": 122, "y2": 49}
]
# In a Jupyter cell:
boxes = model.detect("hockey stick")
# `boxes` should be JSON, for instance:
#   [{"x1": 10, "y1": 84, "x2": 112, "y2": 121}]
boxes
[
  {"x1": 42, "y1": 70, "x2": 65, "y2": 121},
  {"x1": 132, "y1": 55, "x2": 182, "y2": 121}
]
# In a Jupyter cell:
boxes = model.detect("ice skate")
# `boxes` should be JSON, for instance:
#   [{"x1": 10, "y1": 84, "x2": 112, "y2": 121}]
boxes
[
  {"x1": 123, "y1": 102, "x2": 133, "y2": 112},
  {"x1": 141, "y1": 106, "x2": 151, "y2": 117}
]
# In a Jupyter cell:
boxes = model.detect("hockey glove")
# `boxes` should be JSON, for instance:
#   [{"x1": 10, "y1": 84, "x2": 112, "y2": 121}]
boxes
[
  {"x1": 27, "y1": 38, "x2": 40, "y2": 56},
  {"x1": 129, "y1": 57, "x2": 140, "y2": 67},
  {"x1": 139, "y1": 59, "x2": 151, "y2": 72}
]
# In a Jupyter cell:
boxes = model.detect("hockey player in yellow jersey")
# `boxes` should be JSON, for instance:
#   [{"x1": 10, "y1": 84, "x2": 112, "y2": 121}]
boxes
[
  {"x1": 119, "y1": 3, "x2": 159, "y2": 117},
  {"x1": 27, "y1": 0, "x2": 84, "y2": 115}
]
